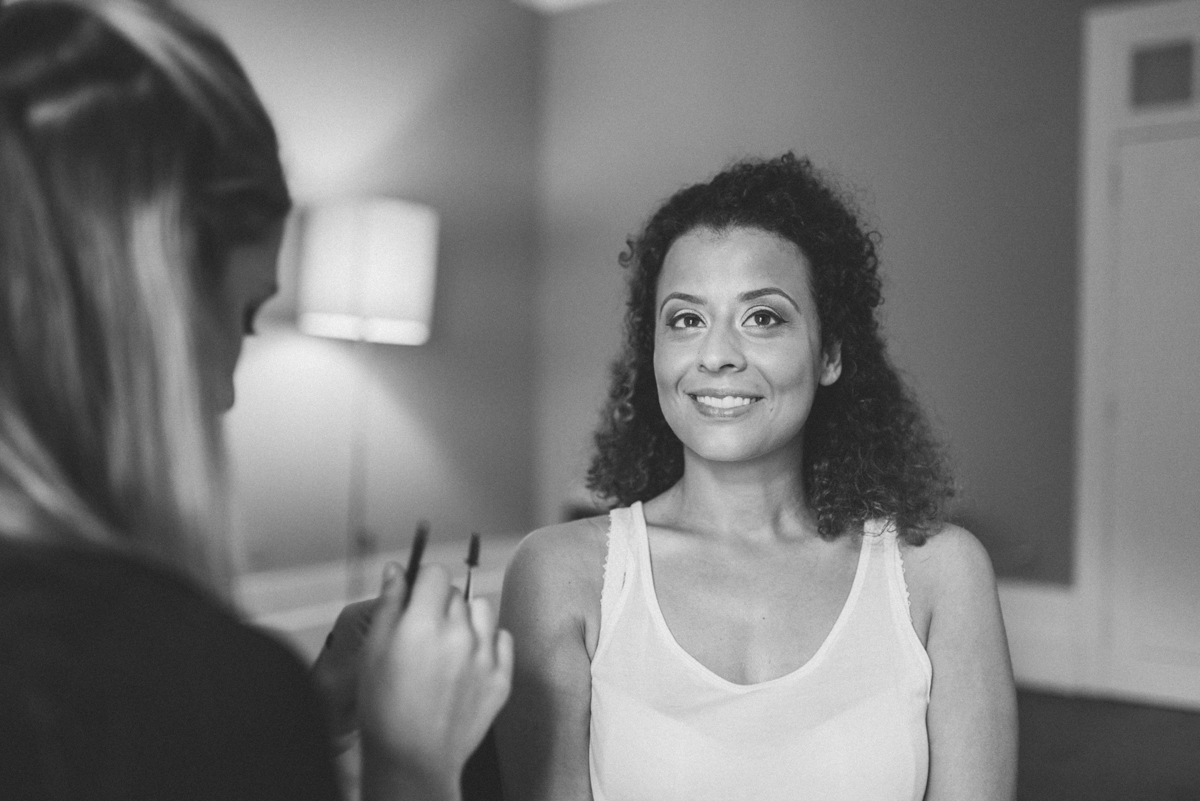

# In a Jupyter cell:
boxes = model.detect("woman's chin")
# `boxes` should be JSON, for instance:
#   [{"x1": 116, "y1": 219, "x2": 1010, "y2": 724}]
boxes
[{"x1": 682, "y1": 437, "x2": 799, "y2": 468}]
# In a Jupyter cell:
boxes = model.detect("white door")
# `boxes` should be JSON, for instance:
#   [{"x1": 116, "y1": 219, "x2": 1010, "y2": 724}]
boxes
[{"x1": 1079, "y1": 0, "x2": 1200, "y2": 708}]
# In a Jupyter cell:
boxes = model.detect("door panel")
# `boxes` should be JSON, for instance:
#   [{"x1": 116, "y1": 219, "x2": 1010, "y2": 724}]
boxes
[
  {"x1": 1057, "y1": 0, "x2": 1200, "y2": 709},
  {"x1": 1110, "y1": 135, "x2": 1200, "y2": 690}
]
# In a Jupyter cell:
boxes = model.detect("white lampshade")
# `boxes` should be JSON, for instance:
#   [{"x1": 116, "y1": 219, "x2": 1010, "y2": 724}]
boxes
[{"x1": 297, "y1": 197, "x2": 439, "y2": 346}]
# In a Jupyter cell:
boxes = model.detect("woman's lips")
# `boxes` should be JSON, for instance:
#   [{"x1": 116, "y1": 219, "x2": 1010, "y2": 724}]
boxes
[{"x1": 688, "y1": 393, "x2": 762, "y2": 417}]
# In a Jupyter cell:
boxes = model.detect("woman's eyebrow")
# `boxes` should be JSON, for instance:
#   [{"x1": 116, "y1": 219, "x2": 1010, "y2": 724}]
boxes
[
  {"x1": 658, "y1": 291, "x2": 705, "y2": 314},
  {"x1": 739, "y1": 287, "x2": 800, "y2": 311}
]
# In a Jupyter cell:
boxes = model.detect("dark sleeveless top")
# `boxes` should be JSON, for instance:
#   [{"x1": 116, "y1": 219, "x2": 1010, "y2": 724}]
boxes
[{"x1": 0, "y1": 539, "x2": 341, "y2": 800}]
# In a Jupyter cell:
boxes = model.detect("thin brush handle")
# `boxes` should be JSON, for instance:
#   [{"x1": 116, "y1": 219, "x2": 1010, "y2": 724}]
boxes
[
  {"x1": 464, "y1": 532, "x2": 481, "y2": 602},
  {"x1": 402, "y1": 522, "x2": 429, "y2": 610}
]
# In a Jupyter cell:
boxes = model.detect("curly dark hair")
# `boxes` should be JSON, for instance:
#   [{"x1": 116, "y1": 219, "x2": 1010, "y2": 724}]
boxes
[{"x1": 586, "y1": 153, "x2": 954, "y2": 544}]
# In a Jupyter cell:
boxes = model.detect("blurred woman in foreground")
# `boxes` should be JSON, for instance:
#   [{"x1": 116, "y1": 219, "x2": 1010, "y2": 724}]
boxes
[{"x1": 0, "y1": 2, "x2": 510, "y2": 798}]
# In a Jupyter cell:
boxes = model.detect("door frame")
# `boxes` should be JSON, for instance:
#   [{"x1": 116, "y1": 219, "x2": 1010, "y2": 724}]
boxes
[{"x1": 997, "y1": 0, "x2": 1200, "y2": 710}]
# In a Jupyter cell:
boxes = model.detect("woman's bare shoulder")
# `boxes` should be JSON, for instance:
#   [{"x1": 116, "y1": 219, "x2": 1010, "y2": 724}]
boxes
[
  {"x1": 501, "y1": 515, "x2": 609, "y2": 617},
  {"x1": 901, "y1": 524, "x2": 997, "y2": 592},
  {"x1": 507, "y1": 515, "x2": 609, "y2": 583},
  {"x1": 898, "y1": 524, "x2": 1000, "y2": 643},
  {"x1": 495, "y1": 517, "x2": 608, "y2": 797}
]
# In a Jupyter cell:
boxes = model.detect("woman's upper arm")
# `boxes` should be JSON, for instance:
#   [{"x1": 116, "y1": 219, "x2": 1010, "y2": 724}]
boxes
[
  {"x1": 494, "y1": 523, "x2": 601, "y2": 801},
  {"x1": 913, "y1": 526, "x2": 1018, "y2": 801}
]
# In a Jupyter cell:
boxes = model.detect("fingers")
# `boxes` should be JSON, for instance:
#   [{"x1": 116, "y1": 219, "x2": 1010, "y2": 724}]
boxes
[
  {"x1": 466, "y1": 596, "x2": 500, "y2": 651},
  {"x1": 366, "y1": 562, "x2": 404, "y2": 646},
  {"x1": 370, "y1": 561, "x2": 514, "y2": 674},
  {"x1": 345, "y1": 597, "x2": 379, "y2": 637},
  {"x1": 495, "y1": 628, "x2": 514, "y2": 683},
  {"x1": 371, "y1": 562, "x2": 466, "y2": 636},
  {"x1": 468, "y1": 598, "x2": 514, "y2": 693},
  {"x1": 406, "y1": 562, "x2": 456, "y2": 618},
  {"x1": 325, "y1": 598, "x2": 378, "y2": 654}
]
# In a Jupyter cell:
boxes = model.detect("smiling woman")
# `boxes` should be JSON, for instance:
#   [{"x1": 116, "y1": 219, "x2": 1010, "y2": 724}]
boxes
[
  {"x1": 653, "y1": 228, "x2": 841, "y2": 466},
  {"x1": 495, "y1": 153, "x2": 1017, "y2": 801}
]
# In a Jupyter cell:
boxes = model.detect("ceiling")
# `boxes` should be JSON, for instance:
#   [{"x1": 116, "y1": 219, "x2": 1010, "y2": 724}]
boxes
[{"x1": 510, "y1": 0, "x2": 618, "y2": 14}]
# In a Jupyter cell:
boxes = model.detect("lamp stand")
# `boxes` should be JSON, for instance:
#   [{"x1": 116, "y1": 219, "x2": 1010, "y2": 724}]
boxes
[{"x1": 346, "y1": 337, "x2": 375, "y2": 599}]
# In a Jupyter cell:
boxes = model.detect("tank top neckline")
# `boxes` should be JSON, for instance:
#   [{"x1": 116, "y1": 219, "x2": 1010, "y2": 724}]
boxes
[{"x1": 627, "y1": 501, "x2": 872, "y2": 693}]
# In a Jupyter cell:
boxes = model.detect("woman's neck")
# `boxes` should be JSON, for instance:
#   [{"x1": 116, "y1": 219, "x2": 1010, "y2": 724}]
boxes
[{"x1": 651, "y1": 444, "x2": 818, "y2": 543}]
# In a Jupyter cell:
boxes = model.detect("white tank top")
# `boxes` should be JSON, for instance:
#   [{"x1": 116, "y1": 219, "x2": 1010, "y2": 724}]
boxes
[{"x1": 589, "y1": 503, "x2": 931, "y2": 801}]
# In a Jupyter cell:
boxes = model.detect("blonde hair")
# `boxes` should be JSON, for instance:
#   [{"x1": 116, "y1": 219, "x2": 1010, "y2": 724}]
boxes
[{"x1": 0, "y1": 0, "x2": 290, "y2": 593}]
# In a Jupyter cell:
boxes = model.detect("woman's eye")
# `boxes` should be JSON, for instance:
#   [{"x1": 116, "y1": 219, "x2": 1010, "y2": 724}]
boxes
[
  {"x1": 668, "y1": 312, "x2": 703, "y2": 329},
  {"x1": 747, "y1": 309, "x2": 782, "y2": 327}
]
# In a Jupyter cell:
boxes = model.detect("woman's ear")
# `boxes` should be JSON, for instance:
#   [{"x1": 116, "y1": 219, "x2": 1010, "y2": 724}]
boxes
[{"x1": 819, "y1": 339, "x2": 842, "y2": 386}]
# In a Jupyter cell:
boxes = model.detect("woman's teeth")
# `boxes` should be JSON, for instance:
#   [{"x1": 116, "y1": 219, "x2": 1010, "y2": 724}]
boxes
[{"x1": 694, "y1": 395, "x2": 756, "y2": 409}]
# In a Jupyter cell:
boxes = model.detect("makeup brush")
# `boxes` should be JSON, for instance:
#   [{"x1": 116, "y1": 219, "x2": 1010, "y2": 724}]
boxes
[
  {"x1": 401, "y1": 521, "x2": 429, "y2": 610},
  {"x1": 464, "y1": 532, "x2": 481, "y2": 602}
]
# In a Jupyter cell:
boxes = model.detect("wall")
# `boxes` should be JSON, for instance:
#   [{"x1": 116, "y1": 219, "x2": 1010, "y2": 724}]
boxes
[
  {"x1": 176, "y1": 0, "x2": 1152, "y2": 585},
  {"x1": 532, "y1": 0, "x2": 1147, "y2": 583},
  {"x1": 182, "y1": 0, "x2": 543, "y2": 571}
]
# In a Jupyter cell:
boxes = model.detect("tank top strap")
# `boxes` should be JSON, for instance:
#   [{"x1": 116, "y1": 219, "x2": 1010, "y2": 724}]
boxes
[
  {"x1": 596, "y1": 503, "x2": 640, "y2": 658},
  {"x1": 864, "y1": 518, "x2": 932, "y2": 686},
  {"x1": 862, "y1": 517, "x2": 892, "y2": 539},
  {"x1": 863, "y1": 518, "x2": 907, "y2": 604}
]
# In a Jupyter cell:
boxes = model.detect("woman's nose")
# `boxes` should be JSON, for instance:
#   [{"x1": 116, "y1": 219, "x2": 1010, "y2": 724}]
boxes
[{"x1": 698, "y1": 322, "x2": 746, "y2": 373}]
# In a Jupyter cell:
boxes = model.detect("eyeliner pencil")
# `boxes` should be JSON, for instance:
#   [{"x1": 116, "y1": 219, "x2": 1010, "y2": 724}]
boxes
[
  {"x1": 464, "y1": 532, "x2": 481, "y2": 602},
  {"x1": 401, "y1": 521, "x2": 429, "y2": 610}
]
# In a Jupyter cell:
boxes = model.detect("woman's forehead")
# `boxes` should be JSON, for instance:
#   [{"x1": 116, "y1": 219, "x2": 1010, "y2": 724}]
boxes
[{"x1": 657, "y1": 226, "x2": 812, "y2": 298}]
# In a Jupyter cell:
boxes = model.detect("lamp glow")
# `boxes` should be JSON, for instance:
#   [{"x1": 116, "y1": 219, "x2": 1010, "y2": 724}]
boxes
[
  {"x1": 293, "y1": 196, "x2": 439, "y2": 598},
  {"x1": 297, "y1": 197, "x2": 438, "y2": 345}
]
